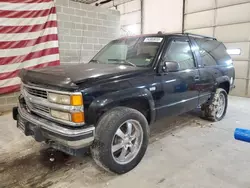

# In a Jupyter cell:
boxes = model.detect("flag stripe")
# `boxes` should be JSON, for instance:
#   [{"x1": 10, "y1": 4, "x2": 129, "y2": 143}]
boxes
[
  {"x1": 0, "y1": 2, "x2": 53, "y2": 11},
  {"x1": 0, "y1": 7, "x2": 56, "y2": 18},
  {"x1": 0, "y1": 54, "x2": 60, "y2": 73},
  {"x1": 0, "y1": 84, "x2": 20, "y2": 94},
  {"x1": 0, "y1": 0, "x2": 53, "y2": 4},
  {"x1": 0, "y1": 13, "x2": 57, "y2": 26},
  {"x1": 0, "y1": 27, "x2": 58, "y2": 42},
  {"x1": 0, "y1": 20, "x2": 57, "y2": 34},
  {"x1": 0, "y1": 60, "x2": 60, "y2": 80},
  {"x1": 0, "y1": 41, "x2": 59, "y2": 58},
  {"x1": 0, "y1": 77, "x2": 20, "y2": 88},
  {"x1": 0, "y1": 47, "x2": 59, "y2": 65},
  {"x1": 0, "y1": 34, "x2": 58, "y2": 49},
  {"x1": 0, "y1": 0, "x2": 60, "y2": 94}
]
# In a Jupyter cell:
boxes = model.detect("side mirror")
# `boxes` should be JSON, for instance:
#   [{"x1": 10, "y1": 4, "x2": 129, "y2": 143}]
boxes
[{"x1": 162, "y1": 61, "x2": 180, "y2": 72}]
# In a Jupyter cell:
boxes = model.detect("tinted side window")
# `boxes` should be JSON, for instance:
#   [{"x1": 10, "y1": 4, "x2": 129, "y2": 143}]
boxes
[
  {"x1": 194, "y1": 38, "x2": 231, "y2": 66},
  {"x1": 164, "y1": 40, "x2": 195, "y2": 70}
]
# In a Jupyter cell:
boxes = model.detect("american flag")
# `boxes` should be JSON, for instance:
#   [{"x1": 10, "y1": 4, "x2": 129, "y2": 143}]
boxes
[{"x1": 0, "y1": 0, "x2": 60, "y2": 94}]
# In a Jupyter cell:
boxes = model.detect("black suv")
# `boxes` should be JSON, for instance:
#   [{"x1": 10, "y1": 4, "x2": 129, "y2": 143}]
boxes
[{"x1": 13, "y1": 33, "x2": 235, "y2": 174}]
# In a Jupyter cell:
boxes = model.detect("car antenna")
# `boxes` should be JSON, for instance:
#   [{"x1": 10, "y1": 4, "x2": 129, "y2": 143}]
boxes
[{"x1": 79, "y1": 24, "x2": 86, "y2": 64}]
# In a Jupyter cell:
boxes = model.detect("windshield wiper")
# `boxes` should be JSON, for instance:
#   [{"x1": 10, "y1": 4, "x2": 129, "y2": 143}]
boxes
[
  {"x1": 90, "y1": 59, "x2": 101, "y2": 64},
  {"x1": 108, "y1": 59, "x2": 136, "y2": 67}
]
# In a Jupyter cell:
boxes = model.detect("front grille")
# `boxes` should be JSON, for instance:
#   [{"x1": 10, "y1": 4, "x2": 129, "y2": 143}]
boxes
[
  {"x1": 32, "y1": 103, "x2": 50, "y2": 114},
  {"x1": 22, "y1": 84, "x2": 50, "y2": 116},
  {"x1": 24, "y1": 86, "x2": 47, "y2": 99},
  {"x1": 25, "y1": 99, "x2": 50, "y2": 116}
]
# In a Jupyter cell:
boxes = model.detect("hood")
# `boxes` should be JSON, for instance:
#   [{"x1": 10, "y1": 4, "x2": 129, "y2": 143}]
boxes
[{"x1": 20, "y1": 63, "x2": 145, "y2": 90}]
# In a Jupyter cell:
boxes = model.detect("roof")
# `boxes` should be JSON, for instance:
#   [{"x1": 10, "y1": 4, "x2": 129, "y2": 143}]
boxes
[{"x1": 119, "y1": 32, "x2": 217, "y2": 41}]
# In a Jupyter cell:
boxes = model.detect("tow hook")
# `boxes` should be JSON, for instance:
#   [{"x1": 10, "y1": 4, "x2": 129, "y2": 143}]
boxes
[
  {"x1": 43, "y1": 141, "x2": 70, "y2": 165},
  {"x1": 46, "y1": 147, "x2": 57, "y2": 162}
]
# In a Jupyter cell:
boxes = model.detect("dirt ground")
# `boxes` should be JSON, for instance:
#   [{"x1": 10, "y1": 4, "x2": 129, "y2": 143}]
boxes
[{"x1": 1, "y1": 96, "x2": 250, "y2": 188}]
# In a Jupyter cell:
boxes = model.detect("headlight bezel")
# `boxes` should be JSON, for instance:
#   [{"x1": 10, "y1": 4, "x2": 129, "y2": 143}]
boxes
[
  {"x1": 48, "y1": 92, "x2": 83, "y2": 106},
  {"x1": 47, "y1": 92, "x2": 85, "y2": 124},
  {"x1": 50, "y1": 109, "x2": 71, "y2": 121},
  {"x1": 50, "y1": 109, "x2": 85, "y2": 123},
  {"x1": 48, "y1": 92, "x2": 71, "y2": 105}
]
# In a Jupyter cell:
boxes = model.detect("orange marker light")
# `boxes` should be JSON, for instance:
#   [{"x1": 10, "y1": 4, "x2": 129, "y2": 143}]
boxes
[
  {"x1": 71, "y1": 95, "x2": 83, "y2": 106},
  {"x1": 71, "y1": 112, "x2": 84, "y2": 123}
]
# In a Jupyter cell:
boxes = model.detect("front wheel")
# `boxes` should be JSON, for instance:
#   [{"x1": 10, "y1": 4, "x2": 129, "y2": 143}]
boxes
[
  {"x1": 91, "y1": 107, "x2": 149, "y2": 174},
  {"x1": 201, "y1": 88, "x2": 228, "y2": 121}
]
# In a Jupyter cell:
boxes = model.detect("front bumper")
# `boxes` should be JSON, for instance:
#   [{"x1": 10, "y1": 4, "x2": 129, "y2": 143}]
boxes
[{"x1": 13, "y1": 103, "x2": 95, "y2": 156}]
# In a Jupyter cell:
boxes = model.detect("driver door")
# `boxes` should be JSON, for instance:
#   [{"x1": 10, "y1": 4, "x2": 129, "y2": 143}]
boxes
[{"x1": 156, "y1": 36, "x2": 200, "y2": 119}]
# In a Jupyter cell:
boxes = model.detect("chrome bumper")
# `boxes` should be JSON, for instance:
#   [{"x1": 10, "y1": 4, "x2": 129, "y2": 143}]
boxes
[{"x1": 15, "y1": 103, "x2": 95, "y2": 150}]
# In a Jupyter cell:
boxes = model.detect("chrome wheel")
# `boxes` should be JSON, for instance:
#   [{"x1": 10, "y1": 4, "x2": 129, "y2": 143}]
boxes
[
  {"x1": 216, "y1": 93, "x2": 226, "y2": 118},
  {"x1": 111, "y1": 120, "x2": 143, "y2": 165}
]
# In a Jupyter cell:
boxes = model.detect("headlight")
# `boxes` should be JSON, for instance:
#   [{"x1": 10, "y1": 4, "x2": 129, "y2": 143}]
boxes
[
  {"x1": 48, "y1": 92, "x2": 83, "y2": 106},
  {"x1": 50, "y1": 109, "x2": 85, "y2": 123},
  {"x1": 48, "y1": 93, "x2": 70, "y2": 105},
  {"x1": 51, "y1": 109, "x2": 71, "y2": 121}
]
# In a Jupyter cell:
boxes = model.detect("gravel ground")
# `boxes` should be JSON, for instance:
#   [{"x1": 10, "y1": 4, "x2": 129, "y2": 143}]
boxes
[{"x1": 0, "y1": 96, "x2": 250, "y2": 188}]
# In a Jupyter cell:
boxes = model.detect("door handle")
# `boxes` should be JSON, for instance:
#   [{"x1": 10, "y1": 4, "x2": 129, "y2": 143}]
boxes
[{"x1": 194, "y1": 76, "x2": 200, "y2": 81}]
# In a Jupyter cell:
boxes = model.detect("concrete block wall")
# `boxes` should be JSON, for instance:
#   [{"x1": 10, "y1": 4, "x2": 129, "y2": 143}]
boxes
[
  {"x1": 91, "y1": 0, "x2": 142, "y2": 36},
  {"x1": 0, "y1": 92, "x2": 20, "y2": 112},
  {"x1": 55, "y1": 0, "x2": 120, "y2": 63},
  {"x1": 184, "y1": 0, "x2": 250, "y2": 97}
]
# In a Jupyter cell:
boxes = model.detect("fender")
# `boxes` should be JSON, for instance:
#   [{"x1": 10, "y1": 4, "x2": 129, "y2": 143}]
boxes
[
  {"x1": 87, "y1": 88, "x2": 156, "y2": 125},
  {"x1": 215, "y1": 75, "x2": 230, "y2": 87},
  {"x1": 204, "y1": 75, "x2": 231, "y2": 105}
]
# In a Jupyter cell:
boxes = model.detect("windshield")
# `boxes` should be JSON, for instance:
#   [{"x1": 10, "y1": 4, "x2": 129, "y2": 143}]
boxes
[{"x1": 91, "y1": 36, "x2": 164, "y2": 67}]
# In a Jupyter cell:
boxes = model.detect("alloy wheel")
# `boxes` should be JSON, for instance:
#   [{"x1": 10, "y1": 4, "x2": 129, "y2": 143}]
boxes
[{"x1": 111, "y1": 120, "x2": 143, "y2": 165}]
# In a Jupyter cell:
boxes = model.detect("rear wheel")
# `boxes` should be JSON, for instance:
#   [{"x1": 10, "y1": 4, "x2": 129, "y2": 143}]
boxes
[
  {"x1": 201, "y1": 88, "x2": 228, "y2": 121},
  {"x1": 91, "y1": 107, "x2": 149, "y2": 174}
]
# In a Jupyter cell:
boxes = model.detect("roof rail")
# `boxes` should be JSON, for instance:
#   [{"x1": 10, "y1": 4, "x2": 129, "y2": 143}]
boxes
[
  {"x1": 157, "y1": 32, "x2": 217, "y2": 40},
  {"x1": 184, "y1": 33, "x2": 217, "y2": 40}
]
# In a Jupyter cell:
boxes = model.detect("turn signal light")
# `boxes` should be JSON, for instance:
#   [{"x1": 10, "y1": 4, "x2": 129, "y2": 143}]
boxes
[
  {"x1": 71, "y1": 95, "x2": 83, "y2": 106},
  {"x1": 71, "y1": 112, "x2": 85, "y2": 123}
]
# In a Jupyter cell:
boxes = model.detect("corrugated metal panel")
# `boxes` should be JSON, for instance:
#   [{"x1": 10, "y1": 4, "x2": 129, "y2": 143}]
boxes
[
  {"x1": 184, "y1": 10, "x2": 215, "y2": 30},
  {"x1": 217, "y1": 0, "x2": 250, "y2": 8},
  {"x1": 143, "y1": 0, "x2": 183, "y2": 34},
  {"x1": 185, "y1": 0, "x2": 215, "y2": 14},
  {"x1": 248, "y1": 82, "x2": 250, "y2": 97},
  {"x1": 224, "y1": 42, "x2": 250, "y2": 61},
  {"x1": 216, "y1": 3, "x2": 250, "y2": 25},
  {"x1": 215, "y1": 23, "x2": 250, "y2": 43},
  {"x1": 121, "y1": 11, "x2": 141, "y2": 25},
  {"x1": 234, "y1": 61, "x2": 249, "y2": 79},
  {"x1": 231, "y1": 79, "x2": 247, "y2": 97},
  {"x1": 185, "y1": 27, "x2": 214, "y2": 37},
  {"x1": 121, "y1": 23, "x2": 141, "y2": 35},
  {"x1": 117, "y1": 0, "x2": 141, "y2": 15},
  {"x1": 184, "y1": 0, "x2": 250, "y2": 97}
]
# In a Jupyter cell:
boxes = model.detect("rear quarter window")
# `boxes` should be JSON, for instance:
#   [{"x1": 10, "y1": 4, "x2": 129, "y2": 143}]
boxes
[{"x1": 194, "y1": 38, "x2": 231, "y2": 66}]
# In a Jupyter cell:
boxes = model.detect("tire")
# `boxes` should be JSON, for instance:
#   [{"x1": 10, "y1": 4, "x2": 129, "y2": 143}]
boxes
[
  {"x1": 201, "y1": 88, "x2": 228, "y2": 121},
  {"x1": 91, "y1": 107, "x2": 149, "y2": 174}
]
